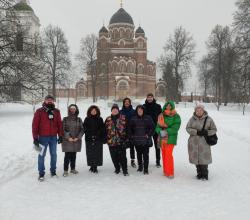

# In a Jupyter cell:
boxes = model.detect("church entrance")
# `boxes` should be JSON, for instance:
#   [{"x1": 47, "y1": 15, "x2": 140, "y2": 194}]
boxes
[{"x1": 116, "y1": 80, "x2": 129, "y2": 100}]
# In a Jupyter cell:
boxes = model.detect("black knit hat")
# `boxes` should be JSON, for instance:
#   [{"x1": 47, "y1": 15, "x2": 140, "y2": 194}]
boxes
[
  {"x1": 111, "y1": 104, "x2": 119, "y2": 111},
  {"x1": 45, "y1": 95, "x2": 55, "y2": 100}
]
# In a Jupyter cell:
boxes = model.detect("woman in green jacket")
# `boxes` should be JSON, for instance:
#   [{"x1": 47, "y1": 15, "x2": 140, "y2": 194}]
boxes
[{"x1": 155, "y1": 101, "x2": 181, "y2": 178}]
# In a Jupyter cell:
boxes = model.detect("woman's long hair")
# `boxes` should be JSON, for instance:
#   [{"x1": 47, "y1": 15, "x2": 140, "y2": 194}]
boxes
[{"x1": 87, "y1": 105, "x2": 101, "y2": 118}]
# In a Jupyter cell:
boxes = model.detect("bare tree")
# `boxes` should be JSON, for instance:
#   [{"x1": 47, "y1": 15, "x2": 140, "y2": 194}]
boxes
[
  {"x1": 158, "y1": 58, "x2": 176, "y2": 100},
  {"x1": 233, "y1": 0, "x2": 250, "y2": 115},
  {"x1": 42, "y1": 25, "x2": 71, "y2": 98},
  {"x1": 0, "y1": 0, "x2": 48, "y2": 101},
  {"x1": 160, "y1": 26, "x2": 196, "y2": 102},
  {"x1": 197, "y1": 56, "x2": 214, "y2": 102},
  {"x1": 206, "y1": 25, "x2": 234, "y2": 110},
  {"x1": 77, "y1": 33, "x2": 98, "y2": 102}
]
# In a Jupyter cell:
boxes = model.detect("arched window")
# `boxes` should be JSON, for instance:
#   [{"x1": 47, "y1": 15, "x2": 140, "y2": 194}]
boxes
[
  {"x1": 77, "y1": 85, "x2": 86, "y2": 97},
  {"x1": 114, "y1": 29, "x2": 119, "y2": 39},
  {"x1": 120, "y1": 29, "x2": 125, "y2": 38},
  {"x1": 147, "y1": 65, "x2": 153, "y2": 75},
  {"x1": 100, "y1": 63, "x2": 107, "y2": 74},
  {"x1": 138, "y1": 40, "x2": 144, "y2": 49},
  {"x1": 119, "y1": 61, "x2": 126, "y2": 73},
  {"x1": 138, "y1": 64, "x2": 144, "y2": 74},
  {"x1": 126, "y1": 29, "x2": 131, "y2": 39},
  {"x1": 127, "y1": 62, "x2": 134, "y2": 73},
  {"x1": 112, "y1": 61, "x2": 118, "y2": 73}
]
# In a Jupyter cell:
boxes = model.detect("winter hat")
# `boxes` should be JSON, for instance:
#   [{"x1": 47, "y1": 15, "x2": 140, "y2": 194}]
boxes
[
  {"x1": 195, "y1": 103, "x2": 205, "y2": 111},
  {"x1": 147, "y1": 93, "x2": 154, "y2": 98},
  {"x1": 45, "y1": 95, "x2": 55, "y2": 101},
  {"x1": 111, "y1": 104, "x2": 119, "y2": 111}
]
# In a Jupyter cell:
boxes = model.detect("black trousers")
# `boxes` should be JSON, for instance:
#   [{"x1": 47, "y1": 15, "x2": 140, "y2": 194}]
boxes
[
  {"x1": 153, "y1": 133, "x2": 161, "y2": 163},
  {"x1": 135, "y1": 145, "x2": 149, "y2": 171},
  {"x1": 109, "y1": 146, "x2": 128, "y2": 174},
  {"x1": 196, "y1": 165, "x2": 208, "y2": 177},
  {"x1": 130, "y1": 143, "x2": 135, "y2": 160},
  {"x1": 64, "y1": 152, "x2": 77, "y2": 171}
]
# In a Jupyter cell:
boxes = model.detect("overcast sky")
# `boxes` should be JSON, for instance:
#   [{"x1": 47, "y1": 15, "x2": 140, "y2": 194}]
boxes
[{"x1": 28, "y1": 0, "x2": 237, "y2": 91}]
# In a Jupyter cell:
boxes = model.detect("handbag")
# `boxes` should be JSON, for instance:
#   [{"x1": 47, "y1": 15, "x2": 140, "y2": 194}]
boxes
[
  {"x1": 202, "y1": 117, "x2": 218, "y2": 146},
  {"x1": 146, "y1": 136, "x2": 153, "y2": 147}
]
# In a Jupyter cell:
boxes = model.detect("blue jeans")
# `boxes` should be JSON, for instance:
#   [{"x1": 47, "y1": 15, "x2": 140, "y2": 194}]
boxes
[{"x1": 38, "y1": 136, "x2": 57, "y2": 176}]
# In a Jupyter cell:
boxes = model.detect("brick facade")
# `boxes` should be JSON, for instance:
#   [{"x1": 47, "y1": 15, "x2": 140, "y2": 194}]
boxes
[{"x1": 79, "y1": 7, "x2": 156, "y2": 100}]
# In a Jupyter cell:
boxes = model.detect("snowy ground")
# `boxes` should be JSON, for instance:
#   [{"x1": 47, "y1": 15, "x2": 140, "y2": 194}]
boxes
[{"x1": 0, "y1": 99, "x2": 250, "y2": 220}]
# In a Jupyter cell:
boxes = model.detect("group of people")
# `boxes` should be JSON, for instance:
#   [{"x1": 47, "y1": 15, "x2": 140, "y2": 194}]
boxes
[{"x1": 32, "y1": 93, "x2": 217, "y2": 182}]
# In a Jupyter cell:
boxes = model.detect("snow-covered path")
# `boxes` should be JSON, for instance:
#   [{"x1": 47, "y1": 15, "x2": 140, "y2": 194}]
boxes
[{"x1": 0, "y1": 101, "x2": 250, "y2": 220}]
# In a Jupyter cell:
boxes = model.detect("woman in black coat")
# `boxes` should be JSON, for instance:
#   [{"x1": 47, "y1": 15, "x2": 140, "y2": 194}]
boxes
[
  {"x1": 83, "y1": 105, "x2": 105, "y2": 173},
  {"x1": 129, "y1": 105, "x2": 155, "y2": 175}
]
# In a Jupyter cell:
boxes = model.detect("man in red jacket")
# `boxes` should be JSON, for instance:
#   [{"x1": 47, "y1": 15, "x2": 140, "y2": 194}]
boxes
[{"x1": 32, "y1": 95, "x2": 63, "y2": 181}]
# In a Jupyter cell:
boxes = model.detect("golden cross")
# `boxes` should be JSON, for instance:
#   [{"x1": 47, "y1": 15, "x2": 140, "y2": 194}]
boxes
[{"x1": 120, "y1": 0, "x2": 123, "y2": 8}]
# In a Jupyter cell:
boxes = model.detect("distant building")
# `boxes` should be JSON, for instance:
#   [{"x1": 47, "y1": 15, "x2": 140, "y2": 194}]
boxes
[
  {"x1": 77, "y1": 5, "x2": 157, "y2": 100},
  {"x1": 0, "y1": 0, "x2": 40, "y2": 101}
]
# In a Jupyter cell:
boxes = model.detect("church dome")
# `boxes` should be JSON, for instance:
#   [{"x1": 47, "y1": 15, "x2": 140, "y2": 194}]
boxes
[
  {"x1": 99, "y1": 26, "x2": 108, "y2": 33},
  {"x1": 109, "y1": 8, "x2": 134, "y2": 25},
  {"x1": 135, "y1": 26, "x2": 145, "y2": 34},
  {"x1": 13, "y1": 1, "x2": 34, "y2": 12}
]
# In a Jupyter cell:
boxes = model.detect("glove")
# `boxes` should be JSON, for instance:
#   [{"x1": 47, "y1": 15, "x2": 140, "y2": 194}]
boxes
[
  {"x1": 197, "y1": 130, "x2": 208, "y2": 136},
  {"x1": 33, "y1": 138, "x2": 39, "y2": 147},
  {"x1": 57, "y1": 136, "x2": 63, "y2": 144}
]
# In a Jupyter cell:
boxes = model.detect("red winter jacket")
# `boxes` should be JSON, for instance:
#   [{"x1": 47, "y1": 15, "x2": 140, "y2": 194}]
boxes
[{"x1": 32, "y1": 106, "x2": 63, "y2": 139}]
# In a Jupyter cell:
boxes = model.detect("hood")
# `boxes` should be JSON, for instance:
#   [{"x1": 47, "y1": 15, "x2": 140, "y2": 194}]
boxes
[
  {"x1": 87, "y1": 105, "x2": 100, "y2": 118},
  {"x1": 135, "y1": 105, "x2": 145, "y2": 117},
  {"x1": 68, "y1": 104, "x2": 79, "y2": 116},
  {"x1": 162, "y1": 100, "x2": 175, "y2": 112}
]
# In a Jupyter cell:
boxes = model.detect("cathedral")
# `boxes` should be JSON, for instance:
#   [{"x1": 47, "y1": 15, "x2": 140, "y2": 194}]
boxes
[{"x1": 77, "y1": 4, "x2": 157, "y2": 100}]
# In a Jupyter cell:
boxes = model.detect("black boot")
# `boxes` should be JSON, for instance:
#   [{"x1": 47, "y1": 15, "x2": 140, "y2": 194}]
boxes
[
  {"x1": 196, "y1": 165, "x2": 202, "y2": 179},
  {"x1": 156, "y1": 161, "x2": 161, "y2": 168},
  {"x1": 93, "y1": 166, "x2": 98, "y2": 174},
  {"x1": 89, "y1": 167, "x2": 94, "y2": 172},
  {"x1": 137, "y1": 164, "x2": 143, "y2": 172},
  {"x1": 123, "y1": 171, "x2": 129, "y2": 176},
  {"x1": 114, "y1": 169, "x2": 120, "y2": 174},
  {"x1": 200, "y1": 165, "x2": 209, "y2": 180},
  {"x1": 38, "y1": 174, "x2": 45, "y2": 182},
  {"x1": 131, "y1": 159, "x2": 136, "y2": 168}
]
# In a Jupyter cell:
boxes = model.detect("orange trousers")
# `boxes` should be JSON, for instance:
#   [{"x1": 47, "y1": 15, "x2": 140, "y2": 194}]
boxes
[{"x1": 161, "y1": 143, "x2": 175, "y2": 176}]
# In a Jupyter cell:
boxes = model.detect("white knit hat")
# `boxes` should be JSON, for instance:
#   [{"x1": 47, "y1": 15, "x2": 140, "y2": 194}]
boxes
[{"x1": 195, "y1": 103, "x2": 205, "y2": 110}]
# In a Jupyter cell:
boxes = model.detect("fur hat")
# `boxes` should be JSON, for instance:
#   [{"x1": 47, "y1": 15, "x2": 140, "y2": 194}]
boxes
[{"x1": 147, "y1": 93, "x2": 154, "y2": 98}]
